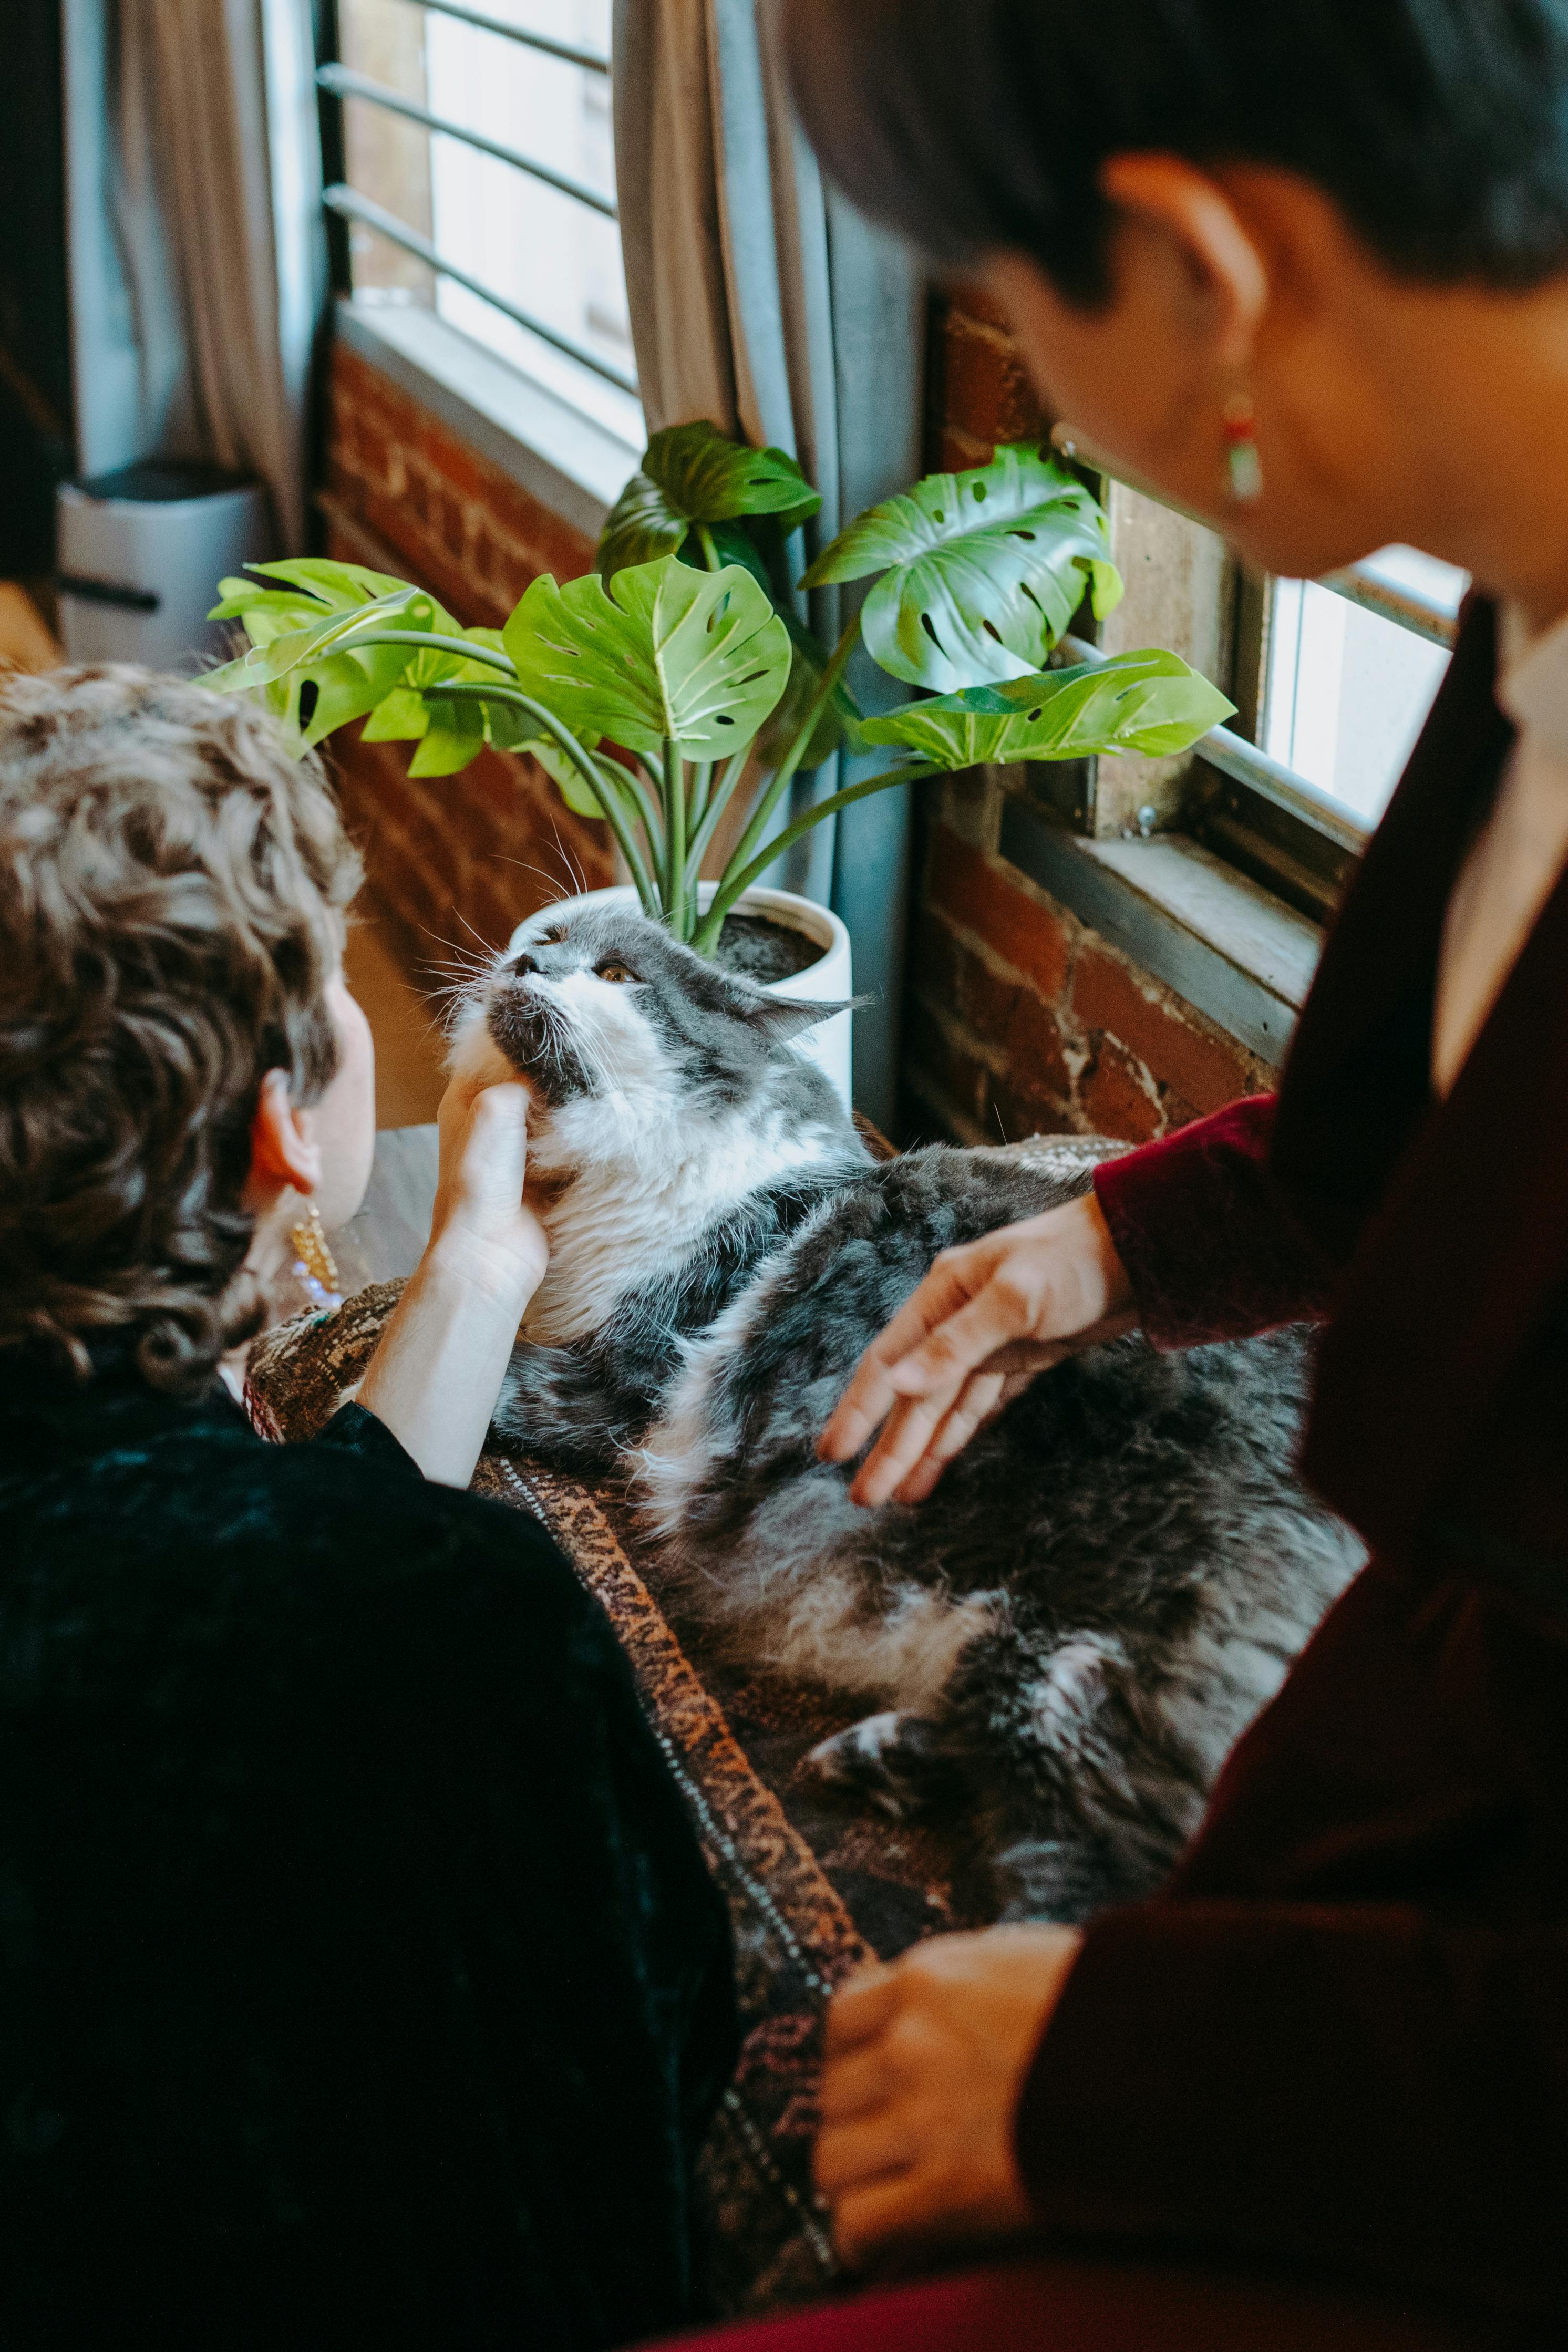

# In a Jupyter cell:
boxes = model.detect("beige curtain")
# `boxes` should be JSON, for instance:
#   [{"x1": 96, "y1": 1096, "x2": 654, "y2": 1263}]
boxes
[
  {"x1": 612, "y1": 0, "x2": 924, "y2": 1127},
  {"x1": 110, "y1": 0, "x2": 323, "y2": 545}
]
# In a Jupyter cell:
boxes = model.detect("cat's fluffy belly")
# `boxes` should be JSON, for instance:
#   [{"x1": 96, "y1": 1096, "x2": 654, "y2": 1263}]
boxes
[{"x1": 461, "y1": 907, "x2": 1363, "y2": 1922}]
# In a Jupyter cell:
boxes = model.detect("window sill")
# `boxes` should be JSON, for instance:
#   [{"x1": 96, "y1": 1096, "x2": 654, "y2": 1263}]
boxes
[
  {"x1": 998, "y1": 797, "x2": 1322, "y2": 1067},
  {"x1": 335, "y1": 295, "x2": 642, "y2": 542}
]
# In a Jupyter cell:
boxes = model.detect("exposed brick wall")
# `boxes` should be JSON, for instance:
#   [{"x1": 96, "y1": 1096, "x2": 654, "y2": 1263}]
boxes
[
  {"x1": 907, "y1": 793, "x2": 1270, "y2": 1149},
  {"x1": 320, "y1": 338, "x2": 616, "y2": 978},
  {"x1": 927, "y1": 283, "x2": 1047, "y2": 473},
  {"x1": 901, "y1": 295, "x2": 1273, "y2": 1148}
]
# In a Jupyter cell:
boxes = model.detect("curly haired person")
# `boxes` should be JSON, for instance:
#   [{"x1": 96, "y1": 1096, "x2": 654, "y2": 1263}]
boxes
[{"x1": 0, "y1": 666, "x2": 735, "y2": 2350}]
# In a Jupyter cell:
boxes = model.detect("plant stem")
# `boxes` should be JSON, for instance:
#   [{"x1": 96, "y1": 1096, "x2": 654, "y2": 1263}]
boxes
[
  {"x1": 426, "y1": 682, "x2": 660, "y2": 916},
  {"x1": 600, "y1": 754, "x2": 665, "y2": 864},
  {"x1": 585, "y1": 759, "x2": 663, "y2": 909},
  {"x1": 721, "y1": 611, "x2": 861, "y2": 890},
  {"x1": 683, "y1": 747, "x2": 750, "y2": 898},
  {"x1": 663, "y1": 738, "x2": 687, "y2": 937},
  {"x1": 692, "y1": 761, "x2": 939, "y2": 955},
  {"x1": 696, "y1": 524, "x2": 721, "y2": 571},
  {"x1": 342, "y1": 628, "x2": 517, "y2": 673}
]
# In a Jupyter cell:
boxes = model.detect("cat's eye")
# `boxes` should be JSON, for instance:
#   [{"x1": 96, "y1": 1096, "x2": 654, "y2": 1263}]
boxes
[{"x1": 595, "y1": 958, "x2": 636, "y2": 985}]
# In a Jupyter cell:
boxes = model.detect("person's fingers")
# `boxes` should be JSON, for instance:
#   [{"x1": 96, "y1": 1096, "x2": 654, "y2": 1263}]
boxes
[
  {"x1": 890, "y1": 1371, "x2": 1006, "y2": 1504},
  {"x1": 927, "y1": 1370, "x2": 1006, "y2": 1462},
  {"x1": 984, "y1": 1338, "x2": 1070, "y2": 1376},
  {"x1": 817, "y1": 2043, "x2": 893, "y2": 2124},
  {"x1": 829, "y1": 2171, "x2": 933, "y2": 2271},
  {"x1": 848, "y1": 1379, "x2": 966, "y2": 1507},
  {"x1": 883, "y1": 1271, "x2": 1043, "y2": 1401},
  {"x1": 464, "y1": 1077, "x2": 531, "y2": 1142},
  {"x1": 817, "y1": 1253, "x2": 983, "y2": 1462},
  {"x1": 435, "y1": 1068, "x2": 478, "y2": 1156},
  {"x1": 441, "y1": 1080, "x2": 531, "y2": 1204},
  {"x1": 813, "y1": 2110, "x2": 916, "y2": 2200},
  {"x1": 823, "y1": 1963, "x2": 900, "y2": 2055}
]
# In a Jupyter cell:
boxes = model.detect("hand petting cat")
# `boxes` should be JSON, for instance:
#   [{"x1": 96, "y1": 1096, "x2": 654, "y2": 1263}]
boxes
[
  {"x1": 356, "y1": 1070, "x2": 550, "y2": 1488},
  {"x1": 819, "y1": 1192, "x2": 1139, "y2": 1505},
  {"x1": 814, "y1": 1926, "x2": 1082, "y2": 2268}
]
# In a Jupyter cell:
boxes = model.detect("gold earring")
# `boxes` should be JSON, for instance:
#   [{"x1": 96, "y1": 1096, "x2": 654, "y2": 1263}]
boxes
[
  {"x1": 289, "y1": 1204, "x2": 343, "y2": 1314},
  {"x1": 1222, "y1": 390, "x2": 1263, "y2": 504}
]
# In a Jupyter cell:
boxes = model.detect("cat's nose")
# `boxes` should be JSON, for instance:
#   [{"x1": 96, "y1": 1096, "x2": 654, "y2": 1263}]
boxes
[{"x1": 508, "y1": 952, "x2": 539, "y2": 980}]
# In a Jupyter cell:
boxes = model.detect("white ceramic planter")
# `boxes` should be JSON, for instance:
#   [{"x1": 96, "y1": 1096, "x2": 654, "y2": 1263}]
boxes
[{"x1": 508, "y1": 882, "x2": 854, "y2": 1111}]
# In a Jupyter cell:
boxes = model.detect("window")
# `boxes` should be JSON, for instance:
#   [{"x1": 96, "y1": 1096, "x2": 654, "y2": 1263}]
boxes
[
  {"x1": 1044, "y1": 427, "x2": 1466, "y2": 920},
  {"x1": 319, "y1": 0, "x2": 641, "y2": 440},
  {"x1": 1261, "y1": 550, "x2": 1464, "y2": 828}
]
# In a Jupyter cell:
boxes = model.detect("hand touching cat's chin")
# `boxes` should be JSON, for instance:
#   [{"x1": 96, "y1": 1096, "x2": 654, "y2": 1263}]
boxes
[{"x1": 447, "y1": 1002, "x2": 543, "y2": 1103}]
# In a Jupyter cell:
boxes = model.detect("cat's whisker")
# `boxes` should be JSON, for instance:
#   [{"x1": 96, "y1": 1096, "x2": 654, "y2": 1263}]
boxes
[
  {"x1": 544, "y1": 820, "x2": 587, "y2": 902},
  {"x1": 495, "y1": 855, "x2": 576, "y2": 905}
]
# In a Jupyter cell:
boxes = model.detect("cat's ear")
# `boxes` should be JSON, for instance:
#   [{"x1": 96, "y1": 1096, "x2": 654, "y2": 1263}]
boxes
[{"x1": 747, "y1": 994, "x2": 869, "y2": 1042}]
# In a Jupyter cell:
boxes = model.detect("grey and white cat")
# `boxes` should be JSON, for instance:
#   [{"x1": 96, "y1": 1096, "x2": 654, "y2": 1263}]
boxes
[{"x1": 452, "y1": 903, "x2": 1362, "y2": 1922}]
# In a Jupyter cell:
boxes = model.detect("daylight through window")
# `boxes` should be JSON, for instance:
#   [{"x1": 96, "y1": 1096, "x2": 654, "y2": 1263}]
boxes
[{"x1": 324, "y1": 0, "x2": 640, "y2": 440}]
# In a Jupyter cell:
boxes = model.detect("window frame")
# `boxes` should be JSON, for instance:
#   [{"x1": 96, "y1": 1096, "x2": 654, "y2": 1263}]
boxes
[
  {"x1": 1043, "y1": 425, "x2": 1459, "y2": 922},
  {"x1": 314, "y1": 0, "x2": 637, "y2": 400}
]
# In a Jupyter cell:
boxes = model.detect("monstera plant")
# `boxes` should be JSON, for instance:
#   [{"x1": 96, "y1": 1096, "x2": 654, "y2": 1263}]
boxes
[{"x1": 205, "y1": 428, "x2": 1233, "y2": 956}]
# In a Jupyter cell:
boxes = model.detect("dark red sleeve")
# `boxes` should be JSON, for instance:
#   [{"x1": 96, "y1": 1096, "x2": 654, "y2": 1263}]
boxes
[
  {"x1": 1015, "y1": 1899, "x2": 1568, "y2": 2319},
  {"x1": 1092, "y1": 1095, "x2": 1340, "y2": 1350}
]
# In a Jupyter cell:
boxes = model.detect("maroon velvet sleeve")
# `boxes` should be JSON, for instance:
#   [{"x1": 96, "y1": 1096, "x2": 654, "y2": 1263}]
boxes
[
  {"x1": 1015, "y1": 1900, "x2": 1568, "y2": 2319},
  {"x1": 1092, "y1": 1096, "x2": 1339, "y2": 1350}
]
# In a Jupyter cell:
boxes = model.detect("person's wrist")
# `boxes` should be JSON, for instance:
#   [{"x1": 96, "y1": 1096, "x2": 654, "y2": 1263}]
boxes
[
  {"x1": 1075, "y1": 1190, "x2": 1134, "y2": 1326},
  {"x1": 421, "y1": 1218, "x2": 546, "y2": 1308}
]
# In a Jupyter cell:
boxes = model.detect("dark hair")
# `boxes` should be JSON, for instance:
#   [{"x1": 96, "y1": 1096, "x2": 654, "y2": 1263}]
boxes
[
  {"x1": 784, "y1": 0, "x2": 1568, "y2": 303},
  {"x1": 0, "y1": 665, "x2": 361, "y2": 1394}
]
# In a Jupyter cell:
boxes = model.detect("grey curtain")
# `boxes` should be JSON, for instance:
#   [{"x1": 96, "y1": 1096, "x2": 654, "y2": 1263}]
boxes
[
  {"x1": 104, "y1": 0, "x2": 323, "y2": 543},
  {"x1": 613, "y1": 0, "x2": 924, "y2": 1131}
]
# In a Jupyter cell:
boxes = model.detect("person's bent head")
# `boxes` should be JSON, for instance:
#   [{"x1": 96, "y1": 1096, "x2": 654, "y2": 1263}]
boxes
[
  {"x1": 0, "y1": 666, "x2": 370, "y2": 1396},
  {"x1": 785, "y1": 0, "x2": 1568, "y2": 606}
]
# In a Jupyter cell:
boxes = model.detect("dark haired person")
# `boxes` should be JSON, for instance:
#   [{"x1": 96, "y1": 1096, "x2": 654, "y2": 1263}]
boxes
[
  {"x1": 0, "y1": 667, "x2": 736, "y2": 2348},
  {"x1": 654, "y1": 1, "x2": 1568, "y2": 2347}
]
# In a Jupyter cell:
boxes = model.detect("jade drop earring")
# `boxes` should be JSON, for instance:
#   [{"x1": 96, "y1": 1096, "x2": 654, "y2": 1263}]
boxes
[{"x1": 1222, "y1": 393, "x2": 1264, "y2": 504}]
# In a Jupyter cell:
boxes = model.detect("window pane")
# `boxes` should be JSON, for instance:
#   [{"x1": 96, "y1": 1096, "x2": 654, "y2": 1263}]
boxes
[
  {"x1": 338, "y1": 0, "x2": 641, "y2": 440},
  {"x1": 1263, "y1": 549, "x2": 1464, "y2": 829},
  {"x1": 339, "y1": 0, "x2": 435, "y2": 300}
]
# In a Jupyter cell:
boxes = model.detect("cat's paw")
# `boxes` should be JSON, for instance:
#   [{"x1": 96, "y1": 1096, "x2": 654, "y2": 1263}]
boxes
[{"x1": 801, "y1": 1711, "x2": 923, "y2": 1817}]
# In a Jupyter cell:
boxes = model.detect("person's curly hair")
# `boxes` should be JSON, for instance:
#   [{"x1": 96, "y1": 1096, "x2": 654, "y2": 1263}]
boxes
[{"x1": 0, "y1": 665, "x2": 362, "y2": 1394}]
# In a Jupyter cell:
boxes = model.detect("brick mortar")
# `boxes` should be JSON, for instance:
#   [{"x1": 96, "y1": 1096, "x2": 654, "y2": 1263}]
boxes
[{"x1": 907, "y1": 823, "x2": 1268, "y2": 1149}]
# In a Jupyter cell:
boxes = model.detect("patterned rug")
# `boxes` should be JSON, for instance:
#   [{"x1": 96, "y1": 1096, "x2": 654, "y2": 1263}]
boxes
[{"x1": 249, "y1": 1285, "x2": 978, "y2": 2317}]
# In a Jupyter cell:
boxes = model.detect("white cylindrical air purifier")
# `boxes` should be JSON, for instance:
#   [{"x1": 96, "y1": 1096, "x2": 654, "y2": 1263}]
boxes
[{"x1": 57, "y1": 462, "x2": 273, "y2": 669}]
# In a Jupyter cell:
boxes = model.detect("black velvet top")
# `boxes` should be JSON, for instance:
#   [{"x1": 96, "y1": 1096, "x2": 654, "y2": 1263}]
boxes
[{"x1": 0, "y1": 1343, "x2": 737, "y2": 2351}]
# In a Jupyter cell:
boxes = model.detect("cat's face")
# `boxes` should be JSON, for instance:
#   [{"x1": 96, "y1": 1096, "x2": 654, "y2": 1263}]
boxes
[{"x1": 457, "y1": 906, "x2": 846, "y2": 1129}]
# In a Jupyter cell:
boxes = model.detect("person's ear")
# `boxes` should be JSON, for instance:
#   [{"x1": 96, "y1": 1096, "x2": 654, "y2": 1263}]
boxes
[
  {"x1": 247, "y1": 1068, "x2": 323, "y2": 1200},
  {"x1": 1099, "y1": 153, "x2": 1268, "y2": 369}
]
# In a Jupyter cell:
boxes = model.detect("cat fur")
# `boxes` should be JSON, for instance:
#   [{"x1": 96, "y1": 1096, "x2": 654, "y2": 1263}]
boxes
[{"x1": 453, "y1": 903, "x2": 1363, "y2": 1922}]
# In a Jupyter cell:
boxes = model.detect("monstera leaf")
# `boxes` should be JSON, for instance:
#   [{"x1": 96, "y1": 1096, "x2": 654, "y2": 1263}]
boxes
[
  {"x1": 360, "y1": 629, "x2": 512, "y2": 777},
  {"x1": 206, "y1": 583, "x2": 440, "y2": 729},
  {"x1": 503, "y1": 555, "x2": 791, "y2": 761},
  {"x1": 801, "y1": 444, "x2": 1123, "y2": 693},
  {"x1": 597, "y1": 422, "x2": 820, "y2": 579},
  {"x1": 208, "y1": 561, "x2": 483, "y2": 753},
  {"x1": 209, "y1": 555, "x2": 420, "y2": 628},
  {"x1": 858, "y1": 648, "x2": 1235, "y2": 768}
]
